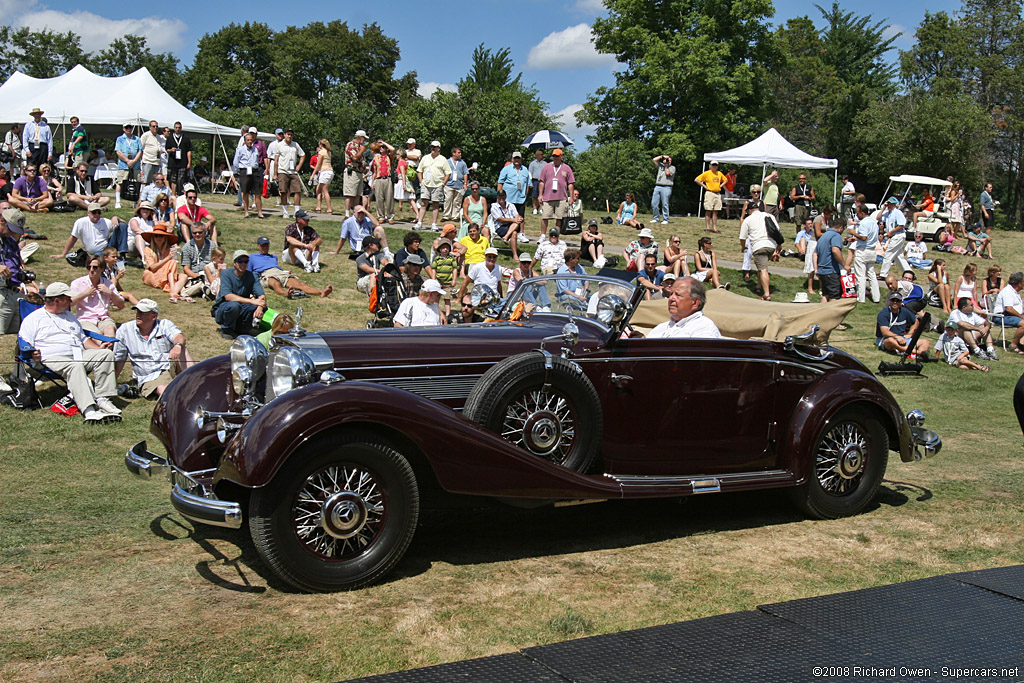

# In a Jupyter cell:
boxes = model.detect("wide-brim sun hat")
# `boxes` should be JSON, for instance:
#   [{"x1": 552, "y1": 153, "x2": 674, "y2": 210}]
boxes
[{"x1": 139, "y1": 223, "x2": 179, "y2": 245}]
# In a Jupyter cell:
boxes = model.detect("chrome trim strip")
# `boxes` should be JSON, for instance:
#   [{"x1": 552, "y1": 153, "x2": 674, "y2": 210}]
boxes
[
  {"x1": 336, "y1": 361, "x2": 498, "y2": 373},
  {"x1": 576, "y1": 356, "x2": 826, "y2": 375},
  {"x1": 607, "y1": 469, "x2": 791, "y2": 488}
]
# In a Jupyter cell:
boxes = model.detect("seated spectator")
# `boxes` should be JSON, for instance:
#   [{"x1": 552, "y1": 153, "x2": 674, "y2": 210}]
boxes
[
  {"x1": 875, "y1": 292, "x2": 930, "y2": 357},
  {"x1": 138, "y1": 171, "x2": 171, "y2": 207},
  {"x1": 509, "y1": 251, "x2": 553, "y2": 312},
  {"x1": 140, "y1": 223, "x2": 190, "y2": 302},
  {"x1": 648, "y1": 277, "x2": 722, "y2": 339},
  {"x1": 71, "y1": 254, "x2": 125, "y2": 337},
  {"x1": 401, "y1": 253, "x2": 426, "y2": 297},
  {"x1": 953, "y1": 262, "x2": 981, "y2": 309},
  {"x1": 193, "y1": 158, "x2": 210, "y2": 189},
  {"x1": 19, "y1": 282, "x2": 121, "y2": 423},
  {"x1": 904, "y1": 232, "x2": 932, "y2": 269},
  {"x1": 692, "y1": 236, "x2": 725, "y2": 289},
  {"x1": 113, "y1": 298, "x2": 195, "y2": 397},
  {"x1": 489, "y1": 190, "x2": 525, "y2": 259},
  {"x1": 623, "y1": 228, "x2": 659, "y2": 271},
  {"x1": 580, "y1": 219, "x2": 606, "y2": 267},
  {"x1": 282, "y1": 209, "x2": 323, "y2": 273},
  {"x1": 395, "y1": 231, "x2": 431, "y2": 274},
  {"x1": 204, "y1": 247, "x2": 227, "y2": 300},
  {"x1": 355, "y1": 236, "x2": 389, "y2": 296},
  {"x1": 615, "y1": 192, "x2": 642, "y2": 229},
  {"x1": 458, "y1": 247, "x2": 503, "y2": 300},
  {"x1": 213, "y1": 250, "x2": 266, "y2": 339},
  {"x1": 458, "y1": 222, "x2": 489, "y2": 276},
  {"x1": 257, "y1": 313, "x2": 295, "y2": 349},
  {"x1": 447, "y1": 292, "x2": 486, "y2": 324},
  {"x1": 0, "y1": 168, "x2": 12, "y2": 205},
  {"x1": 992, "y1": 271, "x2": 1024, "y2": 354},
  {"x1": 653, "y1": 272, "x2": 678, "y2": 299},
  {"x1": 176, "y1": 188, "x2": 218, "y2": 244},
  {"x1": 949, "y1": 296, "x2": 996, "y2": 360},
  {"x1": 966, "y1": 223, "x2": 993, "y2": 259},
  {"x1": 181, "y1": 223, "x2": 217, "y2": 300},
  {"x1": 661, "y1": 234, "x2": 690, "y2": 277},
  {"x1": 394, "y1": 278, "x2": 444, "y2": 327},
  {"x1": 249, "y1": 236, "x2": 333, "y2": 299},
  {"x1": 173, "y1": 184, "x2": 200, "y2": 212},
  {"x1": 66, "y1": 163, "x2": 109, "y2": 211},
  {"x1": 0, "y1": 208, "x2": 40, "y2": 336},
  {"x1": 39, "y1": 164, "x2": 64, "y2": 201},
  {"x1": 9, "y1": 165, "x2": 54, "y2": 213},
  {"x1": 982, "y1": 265, "x2": 1003, "y2": 301},
  {"x1": 911, "y1": 188, "x2": 936, "y2": 229},
  {"x1": 127, "y1": 201, "x2": 156, "y2": 258},
  {"x1": 534, "y1": 228, "x2": 568, "y2": 276},
  {"x1": 335, "y1": 204, "x2": 391, "y2": 258},
  {"x1": 554, "y1": 248, "x2": 588, "y2": 310},
  {"x1": 885, "y1": 270, "x2": 927, "y2": 316},
  {"x1": 102, "y1": 246, "x2": 139, "y2": 306},
  {"x1": 430, "y1": 238, "x2": 458, "y2": 315},
  {"x1": 937, "y1": 320, "x2": 988, "y2": 372},
  {"x1": 431, "y1": 224, "x2": 459, "y2": 262},
  {"x1": 53, "y1": 202, "x2": 123, "y2": 259},
  {"x1": 153, "y1": 192, "x2": 173, "y2": 232},
  {"x1": 927, "y1": 259, "x2": 952, "y2": 314},
  {"x1": 634, "y1": 253, "x2": 665, "y2": 300}
]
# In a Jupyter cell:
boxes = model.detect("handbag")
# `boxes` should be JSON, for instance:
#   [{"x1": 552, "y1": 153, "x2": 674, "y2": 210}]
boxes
[
  {"x1": 562, "y1": 216, "x2": 582, "y2": 235},
  {"x1": 0, "y1": 374, "x2": 39, "y2": 410},
  {"x1": 66, "y1": 249, "x2": 89, "y2": 267},
  {"x1": 122, "y1": 179, "x2": 141, "y2": 201}
]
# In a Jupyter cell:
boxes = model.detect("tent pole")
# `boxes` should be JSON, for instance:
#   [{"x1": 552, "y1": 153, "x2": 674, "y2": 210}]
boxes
[
  {"x1": 697, "y1": 161, "x2": 706, "y2": 217},
  {"x1": 833, "y1": 168, "x2": 838, "y2": 208},
  {"x1": 211, "y1": 134, "x2": 216, "y2": 194}
]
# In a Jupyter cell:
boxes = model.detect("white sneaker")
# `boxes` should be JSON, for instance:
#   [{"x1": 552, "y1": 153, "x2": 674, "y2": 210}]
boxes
[
  {"x1": 383, "y1": 248, "x2": 394, "y2": 261},
  {"x1": 345, "y1": 210, "x2": 351, "y2": 217},
  {"x1": 650, "y1": 218, "x2": 658, "y2": 223},
  {"x1": 537, "y1": 306, "x2": 550, "y2": 313},
  {"x1": 517, "y1": 233, "x2": 530, "y2": 243},
  {"x1": 661, "y1": 220, "x2": 669, "y2": 225},
  {"x1": 430, "y1": 223, "x2": 438, "y2": 232},
  {"x1": 96, "y1": 397, "x2": 122, "y2": 415},
  {"x1": 313, "y1": 262, "x2": 321, "y2": 273},
  {"x1": 0, "y1": 377, "x2": 10, "y2": 393},
  {"x1": 414, "y1": 221, "x2": 422, "y2": 229},
  {"x1": 532, "y1": 209, "x2": 538, "y2": 215},
  {"x1": 594, "y1": 256, "x2": 606, "y2": 268},
  {"x1": 114, "y1": 201, "x2": 122, "y2": 209},
  {"x1": 304, "y1": 264, "x2": 314, "y2": 273}
]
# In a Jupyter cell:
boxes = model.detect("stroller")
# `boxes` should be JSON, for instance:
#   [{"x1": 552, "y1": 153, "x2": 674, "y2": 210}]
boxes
[{"x1": 366, "y1": 263, "x2": 407, "y2": 328}]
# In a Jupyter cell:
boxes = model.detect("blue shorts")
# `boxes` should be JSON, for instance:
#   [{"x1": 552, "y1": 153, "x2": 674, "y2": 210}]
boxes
[
  {"x1": 994, "y1": 314, "x2": 1023, "y2": 327},
  {"x1": 495, "y1": 221, "x2": 512, "y2": 239},
  {"x1": 530, "y1": 179, "x2": 540, "y2": 197},
  {"x1": 877, "y1": 335, "x2": 912, "y2": 349}
]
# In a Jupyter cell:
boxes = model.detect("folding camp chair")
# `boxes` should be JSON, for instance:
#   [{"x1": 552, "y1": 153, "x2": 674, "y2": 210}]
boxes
[
  {"x1": 986, "y1": 292, "x2": 1008, "y2": 350},
  {"x1": 212, "y1": 170, "x2": 236, "y2": 194}
]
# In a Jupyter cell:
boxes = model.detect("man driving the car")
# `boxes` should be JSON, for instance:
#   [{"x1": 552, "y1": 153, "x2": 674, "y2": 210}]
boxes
[{"x1": 647, "y1": 277, "x2": 722, "y2": 339}]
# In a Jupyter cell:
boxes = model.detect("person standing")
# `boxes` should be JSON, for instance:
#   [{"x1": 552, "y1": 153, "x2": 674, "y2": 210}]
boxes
[
  {"x1": 442, "y1": 146, "x2": 469, "y2": 222},
  {"x1": 879, "y1": 196, "x2": 910, "y2": 279},
  {"x1": 113, "y1": 123, "x2": 142, "y2": 209},
  {"x1": 738, "y1": 202, "x2": 779, "y2": 300},
  {"x1": 165, "y1": 121, "x2": 192, "y2": 195},
  {"x1": 272, "y1": 129, "x2": 305, "y2": 219},
  {"x1": 342, "y1": 129, "x2": 368, "y2": 217},
  {"x1": 814, "y1": 217, "x2": 846, "y2": 302},
  {"x1": 979, "y1": 182, "x2": 996, "y2": 230},
  {"x1": 233, "y1": 133, "x2": 264, "y2": 219},
  {"x1": 789, "y1": 173, "x2": 815, "y2": 228},
  {"x1": 528, "y1": 149, "x2": 547, "y2": 215},
  {"x1": 695, "y1": 161, "x2": 727, "y2": 233},
  {"x1": 416, "y1": 141, "x2": 450, "y2": 231},
  {"x1": 4, "y1": 123, "x2": 24, "y2": 177},
  {"x1": 312, "y1": 139, "x2": 334, "y2": 215},
  {"x1": 848, "y1": 205, "x2": 880, "y2": 304},
  {"x1": 371, "y1": 139, "x2": 396, "y2": 224},
  {"x1": 496, "y1": 151, "x2": 531, "y2": 219},
  {"x1": 138, "y1": 121, "x2": 163, "y2": 184},
  {"x1": 537, "y1": 148, "x2": 575, "y2": 236},
  {"x1": 650, "y1": 154, "x2": 675, "y2": 224},
  {"x1": 68, "y1": 116, "x2": 89, "y2": 167},
  {"x1": 761, "y1": 169, "x2": 781, "y2": 221},
  {"x1": 840, "y1": 175, "x2": 856, "y2": 218},
  {"x1": 22, "y1": 108, "x2": 52, "y2": 169}
]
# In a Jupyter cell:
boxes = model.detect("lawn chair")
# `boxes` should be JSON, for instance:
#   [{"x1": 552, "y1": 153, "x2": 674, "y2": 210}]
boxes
[
  {"x1": 14, "y1": 299, "x2": 118, "y2": 407},
  {"x1": 212, "y1": 170, "x2": 236, "y2": 194},
  {"x1": 986, "y1": 292, "x2": 1008, "y2": 350}
]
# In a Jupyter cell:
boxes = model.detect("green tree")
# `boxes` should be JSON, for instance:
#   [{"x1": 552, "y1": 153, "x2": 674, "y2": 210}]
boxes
[
  {"x1": 185, "y1": 23, "x2": 278, "y2": 113},
  {"x1": 581, "y1": 0, "x2": 777, "y2": 163},
  {"x1": 0, "y1": 27, "x2": 90, "y2": 80},
  {"x1": 570, "y1": 140, "x2": 655, "y2": 211},
  {"x1": 459, "y1": 45, "x2": 521, "y2": 92}
]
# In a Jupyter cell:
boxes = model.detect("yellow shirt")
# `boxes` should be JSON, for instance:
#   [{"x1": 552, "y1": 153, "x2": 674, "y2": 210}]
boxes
[
  {"x1": 419, "y1": 153, "x2": 451, "y2": 188},
  {"x1": 696, "y1": 170, "x2": 727, "y2": 193},
  {"x1": 459, "y1": 235, "x2": 490, "y2": 264}
]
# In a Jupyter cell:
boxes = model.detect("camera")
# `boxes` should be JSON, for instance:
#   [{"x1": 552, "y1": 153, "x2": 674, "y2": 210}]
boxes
[{"x1": 21, "y1": 270, "x2": 36, "y2": 282}]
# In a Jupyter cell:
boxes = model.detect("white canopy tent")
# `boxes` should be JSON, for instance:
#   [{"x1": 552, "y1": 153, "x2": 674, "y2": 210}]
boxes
[
  {"x1": 700, "y1": 127, "x2": 840, "y2": 209},
  {"x1": 0, "y1": 64, "x2": 272, "y2": 175}
]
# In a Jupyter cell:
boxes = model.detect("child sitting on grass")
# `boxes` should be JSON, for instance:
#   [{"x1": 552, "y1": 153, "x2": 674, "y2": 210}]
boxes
[
  {"x1": 204, "y1": 247, "x2": 226, "y2": 300},
  {"x1": 939, "y1": 319, "x2": 989, "y2": 372}
]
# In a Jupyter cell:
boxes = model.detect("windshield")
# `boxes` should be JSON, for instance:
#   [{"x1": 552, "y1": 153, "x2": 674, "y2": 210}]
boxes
[{"x1": 501, "y1": 275, "x2": 638, "y2": 324}]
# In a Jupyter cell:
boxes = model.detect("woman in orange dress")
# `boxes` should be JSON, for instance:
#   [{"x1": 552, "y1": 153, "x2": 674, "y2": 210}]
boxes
[{"x1": 141, "y1": 223, "x2": 190, "y2": 302}]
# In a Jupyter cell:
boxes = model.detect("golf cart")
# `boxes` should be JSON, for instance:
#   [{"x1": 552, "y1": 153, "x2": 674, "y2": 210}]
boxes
[{"x1": 879, "y1": 175, "x2": 953, "y2": 242}]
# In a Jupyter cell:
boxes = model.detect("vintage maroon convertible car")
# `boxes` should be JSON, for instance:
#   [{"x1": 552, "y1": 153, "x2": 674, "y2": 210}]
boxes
[{"x1": 126, "y1": 275, "x2": 941, "y2": 592}]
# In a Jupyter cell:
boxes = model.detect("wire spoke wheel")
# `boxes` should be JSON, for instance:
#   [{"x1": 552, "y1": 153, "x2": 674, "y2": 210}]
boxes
[
  {"x1": 292, "y1": 464, "x2": 386, "y2": 561},
  {"x1": 501, "y1": 387, "x2": 578, "y2": 464},
  {"x1": 814, "y1": 422, "x2": 869, "y2": 496}
]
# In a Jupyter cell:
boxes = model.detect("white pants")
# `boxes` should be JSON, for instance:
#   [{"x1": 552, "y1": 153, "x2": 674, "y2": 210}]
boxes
[
  {"x1": 282, "y1": 247, "x2": 319, "y2": 268},
  {"x1": 741, "y1": 238, "x2": 752, "y2": 270},
  {"x1": 853, "y1": 249, "x2": 880, "y2": 303},
  {"x1": 20, "y1": 241, "x2": 39, "y2": 263},
  {"x1": 879, "y1": 232, "x2": 909, "y2": 278}
]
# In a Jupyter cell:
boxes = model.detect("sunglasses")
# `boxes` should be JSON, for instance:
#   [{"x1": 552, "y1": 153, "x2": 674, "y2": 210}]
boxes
[
  {"x1": 89, "y1": 210, "x2": 102, "y2": 215},
  {"x1": 87, "y1": 265, "x2": 102, "y2": 270},
  {"x1": 672, "y1": 240, "x2": 680, "y2": 244}
]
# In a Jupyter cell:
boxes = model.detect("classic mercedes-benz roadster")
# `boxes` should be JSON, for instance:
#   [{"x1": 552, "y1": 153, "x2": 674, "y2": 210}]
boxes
[{"x1": 125, "y1": 275, "x2": 941, "y2": 592}]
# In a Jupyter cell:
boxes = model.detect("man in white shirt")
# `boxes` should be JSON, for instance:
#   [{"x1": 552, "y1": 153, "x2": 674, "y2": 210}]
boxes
[
  {"x1": 114, "y1": 298, "x2": 193, "y2": 398},
  {"x1": 54, "y1": 203, "x2": 119, "y2": 258},
  {"x1": 737, "y1": 203, "x2": 779, "y2": 300},
  {"x1": 458, "y1": 247, "x2": 503, "y2": 300},
  {"x1": 949, "y1": 296, "x2": 997, "y2": 360},
  {"x1": 18, "y1": 282, "x2": 121, "y2": 423},
  {"x1": 993, "y1": 271, "x2": 1024, "y2": 352},
  {"x1": 139, "y1": 120, "x2": 164, "y2": 184},
  {"x1": 879, "y1": 196, "x2": 910, "y2": 278},
  {"x1": 271, "y1": 129, "x2": 305, "y2": 218},
  {"x1": 648, "y1": 277, "x2": 722, "y2": 339},
  {"x1": 394, "y1": 278, "x2": 444, "y2": 327},
  {"x1": 489, "y1": 190, "x2": 526, "y2": 259}
]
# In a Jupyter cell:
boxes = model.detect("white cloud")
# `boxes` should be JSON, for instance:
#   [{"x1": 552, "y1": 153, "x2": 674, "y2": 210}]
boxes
[
  {"x1": 417, "y1": 81, "x2": 457, "y2": 98},
  {"x1": 526, "y1": 24, "x2": 616, "y2": 70},
  {"x1": 549, "y1": 103, "x2": 597, "y2": 146},
  {"x1": 17, "y1": 9, "x2": 187, "y2": 53},
  {"x1": 882, "y1": 23, "x2": 913, "y2": 50},
  {"x1": 573, "y1": 0, "x2": 605, "y2": 12}
]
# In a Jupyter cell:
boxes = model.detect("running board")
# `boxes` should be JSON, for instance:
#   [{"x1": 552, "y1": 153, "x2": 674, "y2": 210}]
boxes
[{"x1": 606, "y1": 470, "x2": 792, "y2": 493}]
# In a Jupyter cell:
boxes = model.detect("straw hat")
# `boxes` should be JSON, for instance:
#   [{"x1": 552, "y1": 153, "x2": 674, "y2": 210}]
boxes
[
  {"x1": 139, "y1": 223, "x2": 179, "y2": 245},
  {"x1": 135, "y1": 200, "x2": 155, "y2": 215}
]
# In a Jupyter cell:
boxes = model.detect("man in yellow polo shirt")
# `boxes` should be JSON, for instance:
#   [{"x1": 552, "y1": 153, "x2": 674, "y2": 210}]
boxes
[{"x1": 695, "y1": 161, "x2": 727, "y2": 233}]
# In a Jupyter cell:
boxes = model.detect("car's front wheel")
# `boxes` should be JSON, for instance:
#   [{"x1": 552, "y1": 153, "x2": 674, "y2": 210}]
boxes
[
  {"x1": 249, "y1": 437, "x2": 419, "y2": 592},
  {"x1": 789, "y1": 407, "x2": 888, "y2": 519}
]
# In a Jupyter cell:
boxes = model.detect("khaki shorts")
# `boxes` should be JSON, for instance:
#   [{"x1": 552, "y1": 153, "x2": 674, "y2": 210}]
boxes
[
  {"x1": 277, "y1": 172, "x2": 302, "y2": 196},
  {"x1": 80, "y1": 317, "x2": 115, "y2": 335},
  {"x1": 342, "y1": 168, "x2": 363, "y2": 197},
  {"x1": 141, "y1": 365, "x2": 179, "y2": 398},
  {"x1": 356, "y1": 273, "x2": 374, "y2": 293},
  {"x1": 259, "y1": 267, "x2": 292, "y2": 288},
  {"x1": 704, "y1": 192, "x2": 723, "y2": 211},
  {"x1": 542, "y1": 200, "x2": 566, "y2": 220},
  {"x1": 421, "y1": 185, "x2": 444, "y2": 203},
  {"x1": 115, "y1": 168, "x2": 138, "y2": 185},
  {"x1": 752, "y1": 246, "x2": 775, "y2": 271}
]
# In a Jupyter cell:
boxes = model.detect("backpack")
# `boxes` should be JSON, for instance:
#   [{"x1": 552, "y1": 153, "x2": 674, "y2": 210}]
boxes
[{"x1": 764, "y1": 214, "x2": 786, "y2": 248}]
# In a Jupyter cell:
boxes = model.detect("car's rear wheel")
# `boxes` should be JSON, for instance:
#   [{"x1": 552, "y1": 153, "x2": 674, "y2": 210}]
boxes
[
  {"x1": 249, "y1": 437, "x2": 419, "y2": 592},
  {"x1": 464, "y1": 352, "x2": 602, "y2": 473},
  {"x1": 789, "y1": 407, "x2": 888, "y2": 519}
]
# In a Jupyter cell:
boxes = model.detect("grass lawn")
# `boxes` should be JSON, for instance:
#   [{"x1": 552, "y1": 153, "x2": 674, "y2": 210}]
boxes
[{"x1": 1, "y1": 197, "x2": 1023, "y2": 681}]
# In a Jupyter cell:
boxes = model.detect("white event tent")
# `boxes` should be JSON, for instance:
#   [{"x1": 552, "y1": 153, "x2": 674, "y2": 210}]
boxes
[
  {"x1": 0, "y1": 65, "x2": 271, "y2": 172},
  {"x1": 701, "y1": 127, "x2": 839, "y2": 207}
]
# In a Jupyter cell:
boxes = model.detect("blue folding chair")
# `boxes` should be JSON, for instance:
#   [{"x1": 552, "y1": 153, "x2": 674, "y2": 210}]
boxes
[{"x1": 15, "y1": 299, "x2": 118, "y2": 401}]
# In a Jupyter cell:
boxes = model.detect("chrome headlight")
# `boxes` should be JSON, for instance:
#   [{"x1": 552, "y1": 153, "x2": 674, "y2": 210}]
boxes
[
  {"x1": 596, "y1": 294, "x2": 627, "y2": 325},
  {"x1": 268, "y1": 346, "x2": 316, "y2": 400},
  {"x1": 230, "y1": 336, "x2": 268, "y2": 396}
]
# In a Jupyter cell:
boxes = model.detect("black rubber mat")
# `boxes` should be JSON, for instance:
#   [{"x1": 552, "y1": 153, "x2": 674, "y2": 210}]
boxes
[
  {"x1": 950, "y1": 564, "x2": 1024, "y2": 601},
  {"x1": 522, "y1": 610, "x2": 862, "y2": 682},
  {"x1": 346, "y1": 652, "x2": 566, "y2": 682}
]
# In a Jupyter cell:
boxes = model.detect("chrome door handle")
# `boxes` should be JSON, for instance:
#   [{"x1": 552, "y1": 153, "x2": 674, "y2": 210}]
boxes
[{"x1": 611, "y1": 373, "x2": 633, "y2": 387}]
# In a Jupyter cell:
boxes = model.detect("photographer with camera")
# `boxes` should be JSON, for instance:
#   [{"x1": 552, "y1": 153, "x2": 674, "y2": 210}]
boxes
[{"x1": 0, "y1": 208, "x2": 40, "y2": 336}]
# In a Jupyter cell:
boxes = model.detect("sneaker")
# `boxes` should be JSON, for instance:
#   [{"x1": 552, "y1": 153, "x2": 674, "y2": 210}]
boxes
[
  {"x1": 0, "y1": 377, "x2": 10, "y2": 393},
  {"x1": 430, "y1": 223, "x2": 438, "y2": 232},
  {"x1": 532, "y1": 209, "x2": 538, "y2": 215},
  {"x1": 414, "y1": 221, "x2": 423, "y2": 229},
  {"x1": 661, "y1": 220, "x2": 669, "y2": 225},
  {"x1": 218, "y1": 329, "x2": 236, "y2": 340},
  {"x1": 537, "y1": 306, "x2": 550, "y2": 313},
  {"x1": 313, "y1": 263, "x2": 321, "y2": 273},
  {"x1": 724, "y1": 282, "x2": 731, "y2": 290},
  {"x1": 650, "y1": 218, "x2": 658, "y2": 223},
  {"x1": 96, "y1": 397, "x2": 122, "y2": 415},
  {"x1": 84, "y1": 407, "x2": 121, "y2": 424},
  {"x1": 973, "y1": 348, "x2": 990, "y2": 360},
  {"x1": 114, "y1": 201, "x2": 122, "y2": 209},
  {"x1": 517, "y1": 233, "x2": 530, "y2": 243},
  {"x1": 593, "y1": 256, "x2": 607, "y2": 268},
  {"x1": 987, "y1": 348, "x2": 999, "y2": 361},
  {"x1": 304, "y1": 263, "x2": 315, "y2": 273}
]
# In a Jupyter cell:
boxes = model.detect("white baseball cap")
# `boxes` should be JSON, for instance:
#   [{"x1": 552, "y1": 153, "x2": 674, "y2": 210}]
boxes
[
  {"x1": 421, "y1": 279, "x2": 443, "y2": 293},
  {"x1": 484, "y1": 247, "x2": 499, "y2": 256},
  {"x1": 430, "y1": 140, "x2": 441, "y2": 148},
  {"x1": 407, "y1": 138, "x2": 416, "y2": 144},
  {"x1": 134, "y1": 298, "x2": 160, "y2": 313},
  {"x1": 45, "y1": 282, "x2": 71, "y2": 298},
  {"x1": 518, "y1": 252, "x2": 533, "y2": 262}
]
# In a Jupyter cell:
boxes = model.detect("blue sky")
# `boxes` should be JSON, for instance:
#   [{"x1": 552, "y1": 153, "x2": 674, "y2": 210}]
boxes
[{"x1": 5, "y1": 0, "x2": 961, "y2": 144}]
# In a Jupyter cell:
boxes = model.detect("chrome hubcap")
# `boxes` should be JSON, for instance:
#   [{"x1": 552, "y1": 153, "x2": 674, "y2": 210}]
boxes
[
  {"x1": 502, "y1": 388, "x2": 576, "y2": 463},
  {"x1": 816, "y1": 422, "x2": 868, "y2": 495},
  {"x1": 293, "y1": 464, "x2": 385, "y2": 559}
]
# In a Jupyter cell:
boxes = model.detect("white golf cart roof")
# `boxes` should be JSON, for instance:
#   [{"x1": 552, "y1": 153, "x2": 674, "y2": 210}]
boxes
[{"x1": 888, "y1": 174, "x2": 952, "y2": 187}]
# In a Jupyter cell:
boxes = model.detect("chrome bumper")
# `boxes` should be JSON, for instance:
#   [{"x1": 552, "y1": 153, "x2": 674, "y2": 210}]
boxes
[
  {"x1": 125, "y1": 441, "x2": 243, "y2": 529},
  {"x1": 910, "y1": 426, "x2": 942, "y2": 461}
]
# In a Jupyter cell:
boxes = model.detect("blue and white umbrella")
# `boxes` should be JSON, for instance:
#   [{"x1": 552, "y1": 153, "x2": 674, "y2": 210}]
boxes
[{"x1": 521, "y1": 129, "x2": 575, "y2": 149}]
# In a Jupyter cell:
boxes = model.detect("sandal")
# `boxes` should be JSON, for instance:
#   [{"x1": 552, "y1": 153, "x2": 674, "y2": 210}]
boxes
[
  {"x1": 1009, "y1": 346, "x2": 1024, "y2": 355},
  {"x1": 168, "y1": 296, "x2": 178, "y2": 303},
  {"x1": 180, "y1": 296, "x2": 195, "y2": 303},
  {"x1": 981, "y1": 365, "x2": 990, "y2": 373}
]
